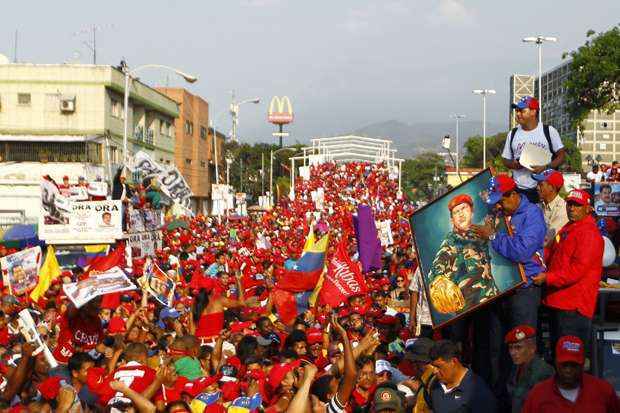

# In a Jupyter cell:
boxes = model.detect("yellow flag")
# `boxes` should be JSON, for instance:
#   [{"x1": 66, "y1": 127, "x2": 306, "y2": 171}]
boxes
[{"x1": 30, "y1": 245, "x2": 61, "y2": 302}]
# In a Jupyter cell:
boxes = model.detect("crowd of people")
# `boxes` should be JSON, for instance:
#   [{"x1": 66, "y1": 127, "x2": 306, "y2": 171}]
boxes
[{"x1": 0, "y1": 95, "x2": 619, "y2": 412}]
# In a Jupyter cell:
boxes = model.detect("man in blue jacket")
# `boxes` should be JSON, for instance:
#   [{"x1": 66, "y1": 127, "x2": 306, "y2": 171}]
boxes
[{"x1": 472, "y1": 175, "x2": 546, "y2": 402}]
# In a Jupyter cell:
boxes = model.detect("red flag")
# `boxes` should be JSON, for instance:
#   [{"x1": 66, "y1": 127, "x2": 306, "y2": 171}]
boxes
[
  {"x1": 83, "y1": 243, "x2": 126, "y2": 309},
  {"x1": 319, "y1": 240, "x2": 368, "y2": 307}
]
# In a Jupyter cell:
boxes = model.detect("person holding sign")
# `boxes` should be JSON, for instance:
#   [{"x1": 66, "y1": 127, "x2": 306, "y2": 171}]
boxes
[{"x1": 502, "y1": 96, "x2": 565, "y2": 204}]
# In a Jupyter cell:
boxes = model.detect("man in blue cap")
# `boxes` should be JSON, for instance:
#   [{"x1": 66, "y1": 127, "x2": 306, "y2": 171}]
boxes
[
  {"x1": 471, "y1": 175, "x2": 546, "y2": 399},
  {"x1": 502, "y1": 96, "x2": 565, "y2": 204}
]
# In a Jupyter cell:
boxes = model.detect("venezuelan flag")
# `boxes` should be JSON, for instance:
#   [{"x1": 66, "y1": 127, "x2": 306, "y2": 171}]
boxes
[{"x1": 276, "y1": 230, "x2": 328, "y2": 292}]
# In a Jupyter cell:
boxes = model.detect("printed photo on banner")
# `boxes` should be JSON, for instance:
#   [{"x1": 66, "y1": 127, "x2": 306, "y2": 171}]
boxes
[
  {"x1": 128, "y1": 231, "x2": 163, "y2": 258},
  {"x1": 41, "y1": 178, "x2": 71, "y2": 226},
  {"x1": 0, "y1": 246, "x2": 42, "y2": 295},
  {"x1": 62, "y1": 267, "x2": 135, "y2": 308},
  {"x1": 40, "y1": 196, "x2": 123, "y2": 243},
  {"x1": 410, "y1": 169, "x2": 525, "y2": 328},
  {"x1": 137, "y1": 263, "x2": 175, "y2": 307},
  {"x1": 594, "y1": 182, "x2": 620, "y2": 217}
]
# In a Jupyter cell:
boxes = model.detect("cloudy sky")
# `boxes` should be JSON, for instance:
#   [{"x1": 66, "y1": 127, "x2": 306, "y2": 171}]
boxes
[{"x1": 1, "y1": 0, "x2": 618, "y2": 144}]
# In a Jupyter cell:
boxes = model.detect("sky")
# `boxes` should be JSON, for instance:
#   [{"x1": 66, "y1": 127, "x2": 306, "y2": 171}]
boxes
[{"x1": 1, "y1": 0, "x2": 618, "y2": 145}]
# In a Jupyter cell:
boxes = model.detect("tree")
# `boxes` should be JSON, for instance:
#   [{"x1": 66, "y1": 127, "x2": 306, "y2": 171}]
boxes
[
  {"x1": 462, "y1": 133, "x2": 583, "y2": 173},
  {"x1": 461, "y1": 132, "x2": 509, "y2": 172},
  {"x1": 401, "y1": 153, "x2": 446, "y2": 201},
  {"x1": 563, "y1": 25, "x2": 620, "y2": 128}
]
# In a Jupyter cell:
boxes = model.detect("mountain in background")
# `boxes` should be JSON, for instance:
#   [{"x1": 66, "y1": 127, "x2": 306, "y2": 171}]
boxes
[{"x1": 350, "y1": 119, "x2": 506, "y2": 158}]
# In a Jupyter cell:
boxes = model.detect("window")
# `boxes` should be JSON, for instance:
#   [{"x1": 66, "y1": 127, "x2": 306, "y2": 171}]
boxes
[
  {"x1": 160, "y1": 120, "x2": 166, "y2": 136},
  {"x1": 18, "y1": 93, "x2": 31, "y2": 106},
  {"x1": 200, "y1": 161, "x2": 206, "y2": 168},
  {"x1": 111, "y1": 99, "x2": 123, "y2": 119},
  {"x1": 185, "y1": 158, "x2": 192, "y2": 165},
  {"x1": 184, "y1": 120, "x2": 193, "y2": 136},
  {"x1": 1, "y1": 141, "x2": 101, "y2": 163},
  {"x1": 200, "y1": 126, "x2": 207, "y2": 139}
]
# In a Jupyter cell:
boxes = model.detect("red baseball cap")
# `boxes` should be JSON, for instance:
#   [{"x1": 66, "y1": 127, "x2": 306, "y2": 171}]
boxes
[
  {"x1": 556, "y1": 336, "x2": 585, "y2": 365},
  {"x1": 511, "y1": 96, "x2": 540, "y2": 111},
  {"x1": 306, "y1": 328, "x2": 323, "y2": 345},
  {"x1": 505, "y1": 325, "x2": 536, "y2": 344},
  {"x1": 532, "y1": 169, "x2": 564, "y2": 190},
  {"x1": 566, "y1": 189, "x2": 591, "y2": 206},
  {"x1": 487, "y1": 175, "x2": 517, "y2": 205}
]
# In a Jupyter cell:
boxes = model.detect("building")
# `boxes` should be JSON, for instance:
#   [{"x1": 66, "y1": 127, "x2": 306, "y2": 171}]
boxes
[
  {"x1": 156, "y1": 88, "x2": 225, "y2": 213},
  {"x1": 539, "y1": 60, "x2": 619, "y2": 168},
  {"x1": 509, "y1": 74, "x2": 535, "y2": 129},
  {"x1": 509, "y1": 61, "x2": 619, "y2": 169},
  {"x1": 0, "y1": 63, "x2": 178, "y2": 222}
]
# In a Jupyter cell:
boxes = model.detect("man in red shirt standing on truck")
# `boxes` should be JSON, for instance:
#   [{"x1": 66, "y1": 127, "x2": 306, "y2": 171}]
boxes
[{"x1": 532, "y1": 189, "x2": 603, "y2": 353}]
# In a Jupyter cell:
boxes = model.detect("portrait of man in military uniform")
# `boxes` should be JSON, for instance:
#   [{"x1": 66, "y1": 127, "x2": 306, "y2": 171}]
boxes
[{"x1": 427, "y1": 194, "x2": 499, "y2": 314}]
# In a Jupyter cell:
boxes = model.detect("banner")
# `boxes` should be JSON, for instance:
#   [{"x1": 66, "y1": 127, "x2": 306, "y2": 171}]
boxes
[
  {"x1": 39, "y1": 189, "x2": 123, "y2": 243},
  {"x1": 130, "y1": 151, "x2": 193, "y2": 208},
  {"x1": 319, "y1": 241, "x2": 367, "y2": 307},
  {"x1": 353, "y1": 205, "x2": 382, "y2": 273},
  {"x1": 137, "y1": 263, "x2": 175, "y2": 307},
  {"x1": 0, "y1": 246, "x2": 42, "y2": 295},
  {"x1": 594, "y1": 183, "x2": 620, "y2": 217},
  {"x1": 128, "y1": 231, "x2": 163, "y2": 258},
  {"x1": 211, "y1": 184, "x2": 229, "y2": 201},
  {"x1": 376, "y1": 220, "x2": 394, "y2": 247},
  {"x1": 62, "y1": 267, "x2": 135, "y2": 308}
]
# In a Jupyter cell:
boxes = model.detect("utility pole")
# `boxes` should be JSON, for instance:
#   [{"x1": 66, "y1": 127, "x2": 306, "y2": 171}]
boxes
[{"x1": 13, "y1": 30, "x2": 18, "y2": 63}]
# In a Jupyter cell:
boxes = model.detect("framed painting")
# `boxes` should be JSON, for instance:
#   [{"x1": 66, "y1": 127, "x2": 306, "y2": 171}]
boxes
[{"x1": 410, "y1": 169, "x2": 526, "y2": 328}]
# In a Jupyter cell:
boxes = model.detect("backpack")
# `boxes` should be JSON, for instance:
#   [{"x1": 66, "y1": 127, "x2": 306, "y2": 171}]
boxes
[{"x1": 509, "y1": 124, "x2": 557, "y2": 162}]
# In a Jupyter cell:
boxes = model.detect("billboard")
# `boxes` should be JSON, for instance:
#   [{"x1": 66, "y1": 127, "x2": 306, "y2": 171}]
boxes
[{"x1": 268, "y1": 96, "x2": 294, "y2": 125}]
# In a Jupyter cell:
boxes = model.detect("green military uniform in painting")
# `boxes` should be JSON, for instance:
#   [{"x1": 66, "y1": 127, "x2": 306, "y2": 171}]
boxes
[
  {"x1": 429, "y1": 229, "x2": 499, "y2": 311},
  {"x1": 506, "y1": 355, "x2": 554, "y2": 413},
  {"x1": 427, "y1": 193, "x2": 499, "y2": 315}
]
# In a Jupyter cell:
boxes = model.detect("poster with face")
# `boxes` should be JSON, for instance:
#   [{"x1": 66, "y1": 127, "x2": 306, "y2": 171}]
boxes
[
  {"x1": 0, "y1": 246, "x2": 42, "y2": 296},
  {"x1": 594, "y1": 183, "x2": 620, "y2": 217},
  {"x1": 410, "y1": 169, "x2": 525, "y2": 328},
  {"x1": 137, "y1": 263, "x2": 175, "y2": 307},
  {"x1": 62, "y1": 267, "x2": 136, "y2": 308}
]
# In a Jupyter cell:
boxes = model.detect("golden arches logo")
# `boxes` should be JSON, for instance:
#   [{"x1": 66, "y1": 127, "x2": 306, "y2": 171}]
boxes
[{"x1": 268, "y1": 96, "x2": 294, "y2": 125}]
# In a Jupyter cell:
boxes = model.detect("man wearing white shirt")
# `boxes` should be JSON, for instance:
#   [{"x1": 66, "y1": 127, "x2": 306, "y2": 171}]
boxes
[
  {"x1": 502, "y1": 96, "x2": 566, "y2": 203},
  {"x1": 586, "y1": 164, "x2": 604, "y2": 183}
]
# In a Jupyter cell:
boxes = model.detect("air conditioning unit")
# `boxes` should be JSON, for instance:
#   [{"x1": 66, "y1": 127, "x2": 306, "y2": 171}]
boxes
[{"x1": 59, "y1": 96, "x2": 76, "y2": 113}]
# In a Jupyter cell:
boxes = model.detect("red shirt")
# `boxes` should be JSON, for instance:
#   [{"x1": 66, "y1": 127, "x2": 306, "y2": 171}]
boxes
[
  {"x1": 522, "y1": 373, "x2": 620, "y2": 413},
  {"x1": 544, "y1": 215, "x2": 603, "y2": 318},
  {"x1": 108, "y1": 361, "x2": 156, "y2": 404},
  {"x1": 53, "y1": 314, "x2": 103, "y2": 362}
]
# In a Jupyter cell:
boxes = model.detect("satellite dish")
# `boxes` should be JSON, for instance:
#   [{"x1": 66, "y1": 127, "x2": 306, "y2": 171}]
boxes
[{"x1": 0, "y1": 54, "x2": 10, "y2": 65}]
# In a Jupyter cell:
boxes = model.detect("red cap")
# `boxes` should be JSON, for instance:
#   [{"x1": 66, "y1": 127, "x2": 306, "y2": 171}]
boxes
[
  {"x1": 448, "y1": 194, "x2": 473, "y2": 212},
  {"x1": 505, "y1": 325, "x2": 536, "y2": 344},
  {"x1": 532, "y1": 169, "x2": 564, "y2": 190},
  {"x1": 556, "y1": 336, "x2": 585, "y2": 364},
  {"x1": 107, "y1": 316, "x2": 127, "y2": 334},
  {"x1": 306, "y1": 328, "x2": 323, "y2": 345},
  {"x1": 487, "y1": 175, "x2": 517, "y2": 205},
  {"x1": 268, "y1": 359, "x2": 302, "y2": 389},
  {"x1": 566, "y1": 189, "x2": 591, "y2": 206}
]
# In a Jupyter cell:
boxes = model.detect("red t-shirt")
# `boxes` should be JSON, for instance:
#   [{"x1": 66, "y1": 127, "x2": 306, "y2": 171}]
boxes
[
  {"x1": 53, "y1": 314, "x2": 103, "y2": 363},
  {"x1": 107, "y1": 361, "x2": 156, "y2": 404}
]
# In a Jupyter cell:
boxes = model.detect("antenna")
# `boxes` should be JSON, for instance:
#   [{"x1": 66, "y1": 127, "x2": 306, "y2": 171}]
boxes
[
  {"x1": 73, "y1": 24, "x2": 114, "y2": 65},
  {"x1": 13, "y1": 30, "x2": 18, "y2": 63}
]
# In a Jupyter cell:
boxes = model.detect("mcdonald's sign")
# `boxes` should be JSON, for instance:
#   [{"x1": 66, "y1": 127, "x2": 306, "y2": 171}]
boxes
[{"x1": 268, "y1": 96, "x2": 294, "y2": 125}]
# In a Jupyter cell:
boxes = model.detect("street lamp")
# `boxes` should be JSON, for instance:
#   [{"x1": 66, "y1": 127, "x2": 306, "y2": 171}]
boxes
[
  {"x1": 229, "y1": 90, "x2": 260, "y2": 143},
  {"x1": 472, "y1": 89, "x2": 496, "y2": 169},
  {"x1": 225, "y1": 152, "x2": 233, "y2": 186},
  {"x1": 450, "y1": 114, "x2": 466, "y2": 177},
  {"x1": 270, "y1": 147, "x2": 298, "y2": 206},
  {"x1": 121, "y1": 62, "x2": 197, "y2": 163},
  {"x1": 209, "y1": 109, "x2": 232, "y2": 185},
  {"x1": 522, "y1": 36, "x2": 558, "y2": 122}
]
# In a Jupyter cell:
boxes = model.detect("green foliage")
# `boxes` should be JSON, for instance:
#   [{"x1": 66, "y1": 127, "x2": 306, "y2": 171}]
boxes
[
  {"x1": 401, "y1": 153, "x2": 446, "y2": 201},
  {"x1": 275, "y1": 176, "x2": 290, "y2": 197},
  {"x1": 223, "y1": 141, "x2": 304, "y2": 200},
  {"x1": 461, "y1": 132, "x2": 583, "y2": 173},
  {"x1": 461, "y1": 132, "x2": 509, "y2": 172},
  {"x1": 559, "y1": 137, "x2": 583, "y2": 173},
  {"x1": 563, "y1": 25, "x2": 620, "y2": 128}
]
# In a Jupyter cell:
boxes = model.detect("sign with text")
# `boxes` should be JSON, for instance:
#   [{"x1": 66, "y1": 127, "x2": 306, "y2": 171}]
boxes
[
  {"x1": 130, "y1": 151, "x2": 193, "y2": 208},
  {"x1": 0, "y1": 246, "x2": 42, "y2": 296},
  {"x1": 128, "y1": 231, "x2": 163, "y2": 258},
  {"x1": 63, "y1": 267, "x2": 136, "y2": 308}
]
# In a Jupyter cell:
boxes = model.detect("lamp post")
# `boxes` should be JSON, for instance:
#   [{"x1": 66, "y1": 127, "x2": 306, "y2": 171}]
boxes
[
  {"x1": 225, "y1": 153, "x2": 233, "y2": 186},
  {"x1": 450, "y1": 114, "x2": 466, "y2": 177},
  {"x1": 270, "y1": 147, "x2": 297, "y2": 207},
  {"x1": 209, "y1": 109, "x2": 231, "y2": 185},
  {"x1": 522, "y1": 36, "x2": 557, "y2": 122},
  {"x1": 121, "y1": 62, "x2": 197, "y2": 163},
  {"x1": 229, "y1": 90, "x2": 260, "y2": 143},
  {"x1": 472, "y1": 89, "x2": 496, "y2": 169}
]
